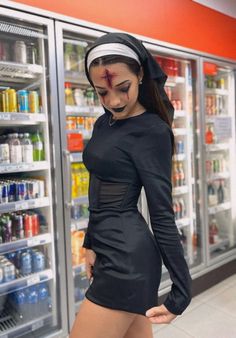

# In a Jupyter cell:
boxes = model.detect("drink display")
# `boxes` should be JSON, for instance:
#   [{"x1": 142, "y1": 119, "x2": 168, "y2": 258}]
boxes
[
  {"x1": 172, "y1": 161, "x2": 186, "y2": 187},
  {"x1": 0, "y1": 88, "x2": 41, "y2": 113},
  {"x1": 71, "y1": 163, "x2": 89, "y2": 199}
]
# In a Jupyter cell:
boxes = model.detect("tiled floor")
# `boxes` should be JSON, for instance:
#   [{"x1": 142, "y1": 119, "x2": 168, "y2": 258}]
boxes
[{"x1": 152, "y1": 274, "x2": 236, "y2": 338}]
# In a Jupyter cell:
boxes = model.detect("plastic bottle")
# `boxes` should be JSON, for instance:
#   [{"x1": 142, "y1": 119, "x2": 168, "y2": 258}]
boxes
[
  {"x1": 217, "y1": 180, "x2": 224, "y2": 204},
  {"x1": 26, "y1": 286, "x2": 39, "y2": 320},
  {"x1": 21, "y1": 133, "x2": 33, "y2": 163},
  {"x1": 65, "y1": 82, "x2": 75, "y2": 106},
  {"x1": 205, "y1": 125, "x2": 214, "y2": 144},
  {"x1": 8, "y1": 133, "x2": 22, "y2": 164},
  {"x1": 14, "y1": 290, "x2": 27, "y2": 321},
  {"x1": 31, "y1": 130, "x2": 45, "y2": 161},
  {"x1": 38, "y1": 282, "x2": 49, "y2": 314}
]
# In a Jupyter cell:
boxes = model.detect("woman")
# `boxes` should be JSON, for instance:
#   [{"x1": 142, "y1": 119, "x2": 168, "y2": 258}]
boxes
[{"x1": 70, "y1": 32, "x2": 192, "y2": 338}]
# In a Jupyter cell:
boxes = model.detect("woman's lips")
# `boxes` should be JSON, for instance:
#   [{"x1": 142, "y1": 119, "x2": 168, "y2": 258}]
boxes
[{"x1": 112, "y1": 106, "x2": 126, "y2": 113}]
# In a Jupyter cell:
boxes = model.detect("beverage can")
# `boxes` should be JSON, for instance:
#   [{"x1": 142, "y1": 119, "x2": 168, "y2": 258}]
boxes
[
  {"x1": 20, "y1": 251, "x2": 32, "y2": 275},
  {"x1": 2, "y1": 91, "x2": 9, "y2": 112},
  {"x1": 37, "y1": 179, "x2": 45, "y2": 198},
  {"x1": 16, "y1": 182, "x2": 27, "y2": 201},
  {"x1": 0, "y1": 267, "x2": 3, "y2": 283},
  {"x1": 3, "y1": 262, "x2": 16, "y2": 282},
  {"x1": 32, "y1": 251, "x2": 45, "y2": 272},
  {"x1": 24, "y1": 213, "x2": 34, "y2": 238},
  {"x1": 14, "y1": 214, "x2": 24, "y2": 240},
  {"x1": 14, "y1": 41, "x2": 27, "y2": 64},
  {"x1": 29, "y1": 91, "x2": 39, "y2": 113},
  {"x1": 17, "y1": 90, "x2": 29, "y2": 113},
  {"x1": 32, "y1": 213, "x2": 40, "y2": 236},
  {"x1": 7, "y1": 89, "x2": 17, "y2": 112},
  {"x1": 1, "y1": 184, "x2": 9, "y2": 203},
  {"x1": 8, "y1": 181, "x2": 16, "y2": 202}
]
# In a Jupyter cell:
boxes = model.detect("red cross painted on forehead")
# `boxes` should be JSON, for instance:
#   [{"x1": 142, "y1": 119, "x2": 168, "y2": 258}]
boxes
[{"x1": 101, "y1": 69, "x2": 117, "y2": 88}]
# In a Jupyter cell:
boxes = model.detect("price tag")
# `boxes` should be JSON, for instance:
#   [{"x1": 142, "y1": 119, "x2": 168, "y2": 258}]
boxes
[
  {"x1": 0, "y1": 113, "x2": 10, "y2": 120},
  {"x1": 27, "y1": 275, "x2": 40, "y2": 286},
  {"x1": 32, "y1": 319, "x2": 44, "y2": 331},
  {"x1": 28, "y1": 237, "x2": 41, "y2": 247},
  {"x1": 15, "y1": 202, "x2": 28, "y2": 211}
]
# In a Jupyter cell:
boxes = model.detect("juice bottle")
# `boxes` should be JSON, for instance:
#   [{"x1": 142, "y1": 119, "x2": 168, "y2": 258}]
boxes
[
  {"x1": 205, "y1": 125, "x2": 214, "y2": 144},
  {"x1": 65, "y1": 82, "x2": 75, "y2": 106},
  {"x1": 31, "y1": 131, "x2": 45, "y2": 161},
  {"x1": 71, "y1": 164, "x2": 78, "y2": 199}
]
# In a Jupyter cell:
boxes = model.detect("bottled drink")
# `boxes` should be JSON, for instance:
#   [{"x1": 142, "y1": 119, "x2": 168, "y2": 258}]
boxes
[
  {"x1": 8, "y1": 133, "x2": 22, "y2": 164},
  {"x1": 179, "y1": 198, "x2": 186, "y2": 218},
  {"x1": 26, "y1": 286, "x2": 39, "y2": 320},
  {"x1": 209, "y1": 218, "x2": 219, "y2": 244},
  {"x1": 26, "y1": 42, "x2": 38, "y2": 64},
  {"x1": 172, "y1": 163, "x2": 180, "y2": 187},
  {"x1": 65, "y1": 82, "x2": 75, "y2": 105},
  {"x1": 205, "y1": 125, "x2": 214, "y2": 144},
  {"x1": 74, "y1": 88, "x2": 85, "y2": 106},
  {"x1": 217, "y1": 180, "x2": 224, "y2": 204},
  {"x1": 21, "y1": 133, "x2": 33, "y2": 163},
  {"x1": 77, "y1": 45, "x2": 85, "y2": 73},
  {"x1": 31, "y1": 131, "x2": 45, "y2": 161},
  {"x1": 14, "y1": 290, "x2": 27, "y2": 321},
  {"x1": 38, "y1": 282, "x2": 49, "y2": 314},
  {"x1": 208, "y1": 183, "x2": 217, "y2": 206}
]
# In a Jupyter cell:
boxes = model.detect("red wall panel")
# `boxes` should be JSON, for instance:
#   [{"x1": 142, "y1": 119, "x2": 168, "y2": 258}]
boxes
[{"x1": 13, "y1": 0, "x2": 236, "y2": 60}]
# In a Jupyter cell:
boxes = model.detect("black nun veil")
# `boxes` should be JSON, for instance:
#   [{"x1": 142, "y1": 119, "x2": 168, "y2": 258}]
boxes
[{"x1": 84, "y1": 32, "x2": 175, "y2": 124}]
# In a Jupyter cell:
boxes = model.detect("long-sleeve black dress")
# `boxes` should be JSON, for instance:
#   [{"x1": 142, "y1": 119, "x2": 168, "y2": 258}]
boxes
[{"x1": 82, "y1": 109, "x2": 192, "y2": 316}]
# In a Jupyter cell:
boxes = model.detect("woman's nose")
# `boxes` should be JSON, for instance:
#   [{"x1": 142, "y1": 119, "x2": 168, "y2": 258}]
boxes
[{"x1": 108, "y1": 93, "x2": 121, "y2": 108}]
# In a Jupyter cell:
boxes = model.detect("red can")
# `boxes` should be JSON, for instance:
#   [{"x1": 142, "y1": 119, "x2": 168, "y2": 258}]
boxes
[
  {"x1": 24, "y1": 213, "x2": 34, "y2": 238},
  {"x1": 32, "y1": 213, "x2": 40, "y2": 236}
]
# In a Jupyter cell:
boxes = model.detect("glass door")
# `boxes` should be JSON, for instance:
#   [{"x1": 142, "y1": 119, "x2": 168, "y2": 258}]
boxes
[
  {"x1": 0, "y1": 9, "x2": 67, "y2": 338},
  {"x1": 202, "y1": 60, "x2": 236, "y2": 262},
  {"x1": 55, "y1": 22, "x2": 104, "y2": 329}
]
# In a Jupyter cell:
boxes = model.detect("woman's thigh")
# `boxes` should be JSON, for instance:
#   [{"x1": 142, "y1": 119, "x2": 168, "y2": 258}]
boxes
[
  {"x1": 69, "y1": 297, "x2": 136, "y2": 338},
  {"x1": 123, "y1": 314, "x2": 153, "y2": 338}
]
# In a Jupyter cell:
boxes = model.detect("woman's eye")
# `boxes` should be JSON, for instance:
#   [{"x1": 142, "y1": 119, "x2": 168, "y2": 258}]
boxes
[
  {"x1": 98, "y1": 92, "x2": 107, "y2": 97},
  {"x1": 120, "y1": 86, "x2": 130, "y2": 93}
]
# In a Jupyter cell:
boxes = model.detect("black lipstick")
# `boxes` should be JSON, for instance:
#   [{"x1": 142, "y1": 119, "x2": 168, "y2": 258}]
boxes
[{"x1": 113, "y1": 106, "x2": 126, "y2": 113}]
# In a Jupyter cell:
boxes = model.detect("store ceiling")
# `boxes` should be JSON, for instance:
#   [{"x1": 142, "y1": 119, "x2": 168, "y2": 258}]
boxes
[{"x1": 193, "y1": 0, "x2": 236, "y2": 19}]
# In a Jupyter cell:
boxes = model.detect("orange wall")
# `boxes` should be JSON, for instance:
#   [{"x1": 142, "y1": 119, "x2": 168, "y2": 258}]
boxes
[{"x1": 14, "y1": 0, "x2": 236, "y2": 60}]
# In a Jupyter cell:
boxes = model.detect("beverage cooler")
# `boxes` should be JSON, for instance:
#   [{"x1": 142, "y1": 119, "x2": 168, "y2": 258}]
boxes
[
  {"x1": 200, "y1": 60, "x2": 236, "y2": 263},
  {"x1": 0, "y1": 8, "x2": 67, "y2": 338}
]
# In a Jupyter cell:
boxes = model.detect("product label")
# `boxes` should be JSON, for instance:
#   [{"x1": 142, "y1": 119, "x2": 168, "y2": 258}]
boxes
[
  {"x1": 10, "y1": 145, "x2": 22, "y2": 164},
  {"x1": 22, "y1": 144, "x2": 33, "y2": 163},
  {"x1": 34, "y1": 141, "x2": 43, "y2": 150},
  {"x1": 0, "y1": 144, "x2": 10, "y2": 163}
]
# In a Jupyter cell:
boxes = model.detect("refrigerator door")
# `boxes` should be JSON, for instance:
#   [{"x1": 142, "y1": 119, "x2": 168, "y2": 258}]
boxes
[
  {"x1": 201, "y1": 59, "x2": 236, "y2": 263},
  {"x1": 142, "y1": 43, "x2": 204, "y2": 288},
  {"x1": 0, "y1": 9, "x2": 67, "y2": 338},
  {"x1": 55, "y1": 22, "x2": 104, "y2": 329}
]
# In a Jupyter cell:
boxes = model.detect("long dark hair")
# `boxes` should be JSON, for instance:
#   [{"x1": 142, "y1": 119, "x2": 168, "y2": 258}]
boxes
[{"x1": 89, "y1": 55, "x2": 172, "y2": 129}]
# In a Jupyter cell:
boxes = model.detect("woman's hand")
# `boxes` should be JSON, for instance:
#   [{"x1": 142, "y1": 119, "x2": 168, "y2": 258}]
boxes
[
  {"x1": 145, "y1": 304, "x2": 177, "y2": 324},
  {"x1": 85, "y1": 249, "x2": 97, "y2": 280}
]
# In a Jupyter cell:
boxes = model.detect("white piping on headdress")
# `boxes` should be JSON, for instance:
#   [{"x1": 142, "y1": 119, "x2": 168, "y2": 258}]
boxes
[{"x1": 87, "y1": 43, "x2": 141, "y2": 69}]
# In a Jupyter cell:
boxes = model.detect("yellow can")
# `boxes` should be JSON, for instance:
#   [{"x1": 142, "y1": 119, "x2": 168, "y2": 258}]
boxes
[
  {"x1": 29, "y1": 91, "x2": 39, "y2": 113},
  {"x1": 7, "y1": 89, "x2": 17, "y2": 112},
  {"x1": 2, "y1": 91, "x2": 9, "y2": 112}
]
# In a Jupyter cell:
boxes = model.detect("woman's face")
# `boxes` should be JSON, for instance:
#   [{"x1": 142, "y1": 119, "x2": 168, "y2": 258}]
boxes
[{"x1": 89, "y1": 62, "x2": 144, "y2": 119}]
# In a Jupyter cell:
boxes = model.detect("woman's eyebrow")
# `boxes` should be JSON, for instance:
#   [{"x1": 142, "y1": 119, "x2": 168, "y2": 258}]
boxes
[{"x1": 95, "y1": 80, "x2": 130, "y2": 90}]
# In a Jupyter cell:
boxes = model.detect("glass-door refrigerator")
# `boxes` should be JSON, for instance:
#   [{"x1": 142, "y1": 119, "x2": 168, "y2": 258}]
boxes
[
  {"x1": 0, "y1": 8, "x2": 67, "y2": 338},
  {"x1": 143, "y1": 42, "x2": 203, "y2": 290},
  {"x1": 201, "y1": 60, "x2": 236, "y2": 264},
  {"x1": 55, "y1": 22, "x2": 104, "y2": 329}
]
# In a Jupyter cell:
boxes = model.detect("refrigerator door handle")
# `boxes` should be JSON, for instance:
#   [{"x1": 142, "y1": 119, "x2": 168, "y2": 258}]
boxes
[{"x1": 63, "y1": 149, "x2": 72, "y2": 209}]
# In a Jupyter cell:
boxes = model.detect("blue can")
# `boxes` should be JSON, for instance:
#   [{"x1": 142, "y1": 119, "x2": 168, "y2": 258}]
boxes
[
  {"x1": 3, "y1": 262, "x2": 16, "y2": 282},
  {"x1": 32, "y1": 251, "x2": 45, "y2": 272},
  {"x1": 16, "y1": 182, "x2": 27, "y2": 201},
  {"x1": 177, "y1": 140, "x2": 184, "y2": 154},
  {"x1": 1, "y1": 184, "x2": 8, "y2": 203},
  {"x1": 8, "y1": 182, "x2": 16, "y2": 202},
  {"x1": 20, "y1": 251, "x2": 32, "y2": 275},
  {"x1": 17, "y1": 90, "x2": 29, "y2": 113}
]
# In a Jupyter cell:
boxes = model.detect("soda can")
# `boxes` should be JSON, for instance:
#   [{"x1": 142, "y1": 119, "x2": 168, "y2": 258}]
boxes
[
  {"x1": 16, "y1": 182, "x2": 27, "y2": 201},
  {"x1": 1, "y1": 184, "x2": 8, "y2": 203},
  {"x1": 0, "y1": 267, "x2": 3, "y2": 283},
  {"x1": 32, "y1": 251, "x2": 45, "y2": 272},
  {"x1": 3, "y1": 262, "x2": 16, "y2": 282},
  {"x1": 32, "y1": 213, "x2": 40, "y2": 236},
  {"x1": 24, "y1": 213, "x2": 34, "y2": 238},
  {"x1": 29, "y1": 91, "x2": 39, "y2": 113},
  {"x1": 20, "y1": 251, "x2": 32, "y2": 275},
  {"x1": 9, "y1": 182, "x2": 16, "y2": 202},
  {"x1": 2, "y1": 91, "x2": 9, "y2": 112},
  {"x1": 13, "y1": 214, "x2": 24, "y2": 240},
  {"x1": 17, "y1": 90, "x2": 29, "y2": 113},
  {"x1": 14, "y1": 41, "x2": 27, "y2": 64},
  {"x1": 7, "y1": 89, "x2": 17, "y2": 112},
  {"x1": 37, "y1": 180, "x2": 45, "y2": 198},
  {"x1": 2, "y1": 216, "x2": 12, "y2": 242},
  {"x1": 28, "y1": 180, "x2": 39, "y2": 199}
]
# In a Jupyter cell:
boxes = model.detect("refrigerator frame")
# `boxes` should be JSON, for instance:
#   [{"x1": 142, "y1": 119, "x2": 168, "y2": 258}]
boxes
[{"x1": 0, "y1": 7, "x2": 68, "y2": 338}]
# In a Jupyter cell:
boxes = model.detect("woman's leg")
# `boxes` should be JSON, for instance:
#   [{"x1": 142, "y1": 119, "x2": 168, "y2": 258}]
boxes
[
  {"x1": 69, "y1": 297, "x2": 136, "y2": 338},
  {"x1": 123, "y1": 314, "x2": 153, "y2": 338}
]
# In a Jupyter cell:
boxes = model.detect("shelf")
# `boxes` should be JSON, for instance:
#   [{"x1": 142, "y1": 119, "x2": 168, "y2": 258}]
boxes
[
  {"x1": 166, "y1": 76, "x2": 185, "y2": 86},
  {"x1": 176, "y1": 218, "x2": 191, "y2": 228},
  {"x1": 172, "y1": 186, "x2": 189, "y2": 196},
  {"x1": 209, "y1": 238, "x2": 230, "y2": 253},
  {"x1": 173, "y1": 153, "x2": 186, "y2": 161},
  {"x1": 0, "y1": 61, "x2": 43, "y2": 82},
  {"x1": 205, "y1": 88, "x2": 229, "y2": 96},
  {"x1": 173, "y1": 128, "x2": 187, "y2": 136},
  {"x1": 73, "y1": 263, "x2": 86, "y2": 276},
  {"x1": 66, "y1": 105, "x2": 103, "y2": 116},
  {"x1": 70, "y1": 152, "x2": 83, "y2": 163},
  {"x1": 0, "y1": 233, "x2": 52, "y2": 255},
  {"x1": 71, "y1": 218, "x2": 89, "y2": 231},
  {"x1": 0, "y1": 307, "x2": 52, "y2": 338},
  {"x1": 206, "y1": 172, "x2": 230, "y2": 181},
  {"x1": 65, "y1": 71, "x2": 89, "y2": 85},
  {"x1": 0, "y1": 269, "x2": 53, "y2": 296},
  {"x1": 0, "y1": 161, "x2": 49, "y2": 173},
  {"x1": 205, "y1": 143, "x2": 229, "y2": 152},
  {"x1": 0, "y1": 196, "x2": 50, "y2": 214},
  {"x1": 66, "y1": 129, "x2": 92, "y2": 139},
  {"x1": 72, "y1": 196, "x2": 89, "y2": 205},
  {"x1": 208, "y1": 201, "x2": 231, "y2": 215},
  {"x1": 0, "y1": 112, "x2": 46, "y2": 125},
  {"x1": 206, "y1": 114, "x2": 229, "y2": 123},
  {"x1": 174, "y1": 110, "x2": 186, "y2": 119}
]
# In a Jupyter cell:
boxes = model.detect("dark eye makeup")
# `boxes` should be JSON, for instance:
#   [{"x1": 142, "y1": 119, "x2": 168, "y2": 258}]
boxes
[{"x1": 97, "y1": 84, "x2": 131, "y2": 97}]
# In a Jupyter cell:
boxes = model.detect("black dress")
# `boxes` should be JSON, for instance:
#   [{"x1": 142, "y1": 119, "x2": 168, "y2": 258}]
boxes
[{"x1": 82, "y1": 110, "x2": 192, "y2": 316}]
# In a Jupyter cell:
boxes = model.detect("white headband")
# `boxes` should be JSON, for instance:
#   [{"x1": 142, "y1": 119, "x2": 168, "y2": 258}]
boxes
[{"x1": 87, "y1": 43, "x2": 141, "y2": 69}]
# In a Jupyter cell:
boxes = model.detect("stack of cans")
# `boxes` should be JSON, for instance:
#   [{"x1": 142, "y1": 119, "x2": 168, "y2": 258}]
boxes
[{"x1": 0, "y1": 255, "x2": 16, "y2": 283}]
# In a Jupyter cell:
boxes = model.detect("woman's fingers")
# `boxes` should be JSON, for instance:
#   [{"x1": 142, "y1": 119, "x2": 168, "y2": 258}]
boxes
[{"x1": 146, "y1": 305, "x2": 177, "y2": 324}]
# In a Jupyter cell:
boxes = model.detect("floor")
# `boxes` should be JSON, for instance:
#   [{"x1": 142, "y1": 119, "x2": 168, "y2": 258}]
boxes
[{"x1": 152, "y1": 274, "x2": 236, "y2": 338}]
